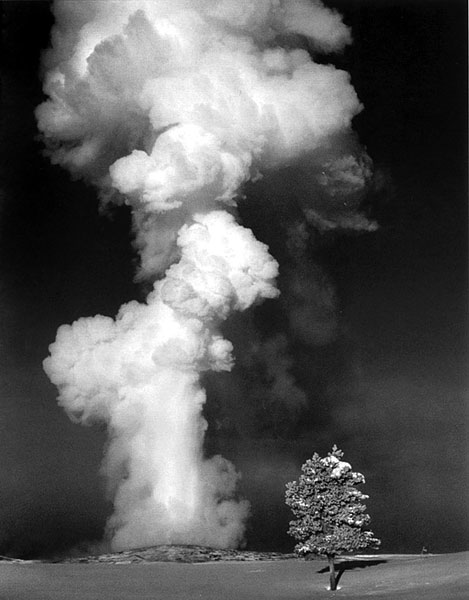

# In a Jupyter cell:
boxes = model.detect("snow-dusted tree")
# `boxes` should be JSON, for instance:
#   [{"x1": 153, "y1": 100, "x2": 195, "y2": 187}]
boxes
[{"x1": 285, "y1": 446, "x2": 380, "y2": 591}]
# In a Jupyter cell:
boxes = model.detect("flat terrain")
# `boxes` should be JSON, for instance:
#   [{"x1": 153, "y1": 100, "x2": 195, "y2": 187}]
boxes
[{"x1": 1, "y1": 552, "x2": 468, "y2": 600}]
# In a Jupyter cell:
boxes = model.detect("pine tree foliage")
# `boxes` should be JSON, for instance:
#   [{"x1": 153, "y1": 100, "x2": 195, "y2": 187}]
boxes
[{"x1": 285, "y1": 446, "x2": 380, "y2": 558}]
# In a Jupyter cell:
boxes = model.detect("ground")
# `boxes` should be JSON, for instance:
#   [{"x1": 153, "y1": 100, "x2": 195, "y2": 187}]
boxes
[{"x1": 1, "y1": 551, "x2": 467, "y2": 599}]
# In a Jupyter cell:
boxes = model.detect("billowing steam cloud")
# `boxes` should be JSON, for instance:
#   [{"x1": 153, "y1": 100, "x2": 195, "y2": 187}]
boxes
[{"x1": 38, "y1": 0, "x2": 367, "y2": 550}]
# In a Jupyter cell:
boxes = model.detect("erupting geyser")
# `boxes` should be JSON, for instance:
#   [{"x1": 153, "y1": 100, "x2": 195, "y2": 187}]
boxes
[{"x1": 38, "y1": 0, "x2": 368, "y2": 550}]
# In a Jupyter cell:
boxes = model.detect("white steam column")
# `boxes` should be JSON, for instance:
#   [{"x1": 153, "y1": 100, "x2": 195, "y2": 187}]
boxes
[{"x1": 38, "y1": 0, "x2": 365, "y2": 551}]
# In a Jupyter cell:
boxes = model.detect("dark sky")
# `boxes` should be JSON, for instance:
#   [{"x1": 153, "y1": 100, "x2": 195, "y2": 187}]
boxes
[{"x1": 0, "y1": 0, "x2": 467, "y2": 558}]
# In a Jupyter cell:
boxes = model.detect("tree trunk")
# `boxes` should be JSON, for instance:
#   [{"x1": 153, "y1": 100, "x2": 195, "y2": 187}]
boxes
[{"x1": 327, "y1": 555, "x2": 337, "y2": 591}]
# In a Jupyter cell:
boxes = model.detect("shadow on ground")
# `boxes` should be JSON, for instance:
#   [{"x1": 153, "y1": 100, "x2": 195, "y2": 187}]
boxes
[{"x1": 317, "y1": 559, "x2": 388, "y2": 587}]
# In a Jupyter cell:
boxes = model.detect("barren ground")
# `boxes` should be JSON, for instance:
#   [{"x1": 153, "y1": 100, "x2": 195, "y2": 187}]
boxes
[{"x1": 0, "y1": 549, "x2": 467, "y2": 599}]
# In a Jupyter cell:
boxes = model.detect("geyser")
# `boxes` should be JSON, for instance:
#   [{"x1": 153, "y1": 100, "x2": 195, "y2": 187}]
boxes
[{"x1": 38, "y1": 0, "x2": 368, "y2": 551}]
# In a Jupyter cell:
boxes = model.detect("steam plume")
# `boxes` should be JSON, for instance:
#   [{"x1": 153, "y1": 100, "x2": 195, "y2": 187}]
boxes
[{"x1": 38, "y1": 0, "x2": 365, "y2": 550}]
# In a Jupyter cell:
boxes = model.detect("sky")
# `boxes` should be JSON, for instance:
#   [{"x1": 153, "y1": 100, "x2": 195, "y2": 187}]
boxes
[{"x1": 0, "y1": 0, "x2": 467, "y2": 558}]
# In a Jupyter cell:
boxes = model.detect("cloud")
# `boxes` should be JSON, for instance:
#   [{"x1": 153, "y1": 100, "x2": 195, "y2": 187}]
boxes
[{"x1": 38, "y1": 0, "x2": 367, "y2": 551}]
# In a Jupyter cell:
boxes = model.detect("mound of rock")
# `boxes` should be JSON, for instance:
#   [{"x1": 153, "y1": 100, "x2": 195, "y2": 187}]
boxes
[{"x1": 60, "y1": 545, "x2": 296, "y2": 564}]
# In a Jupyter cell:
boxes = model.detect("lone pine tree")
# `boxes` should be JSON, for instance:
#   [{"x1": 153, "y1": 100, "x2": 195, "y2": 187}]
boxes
[{"x1": 285, "y1": 446, "x2": 380, "y2": 591}]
